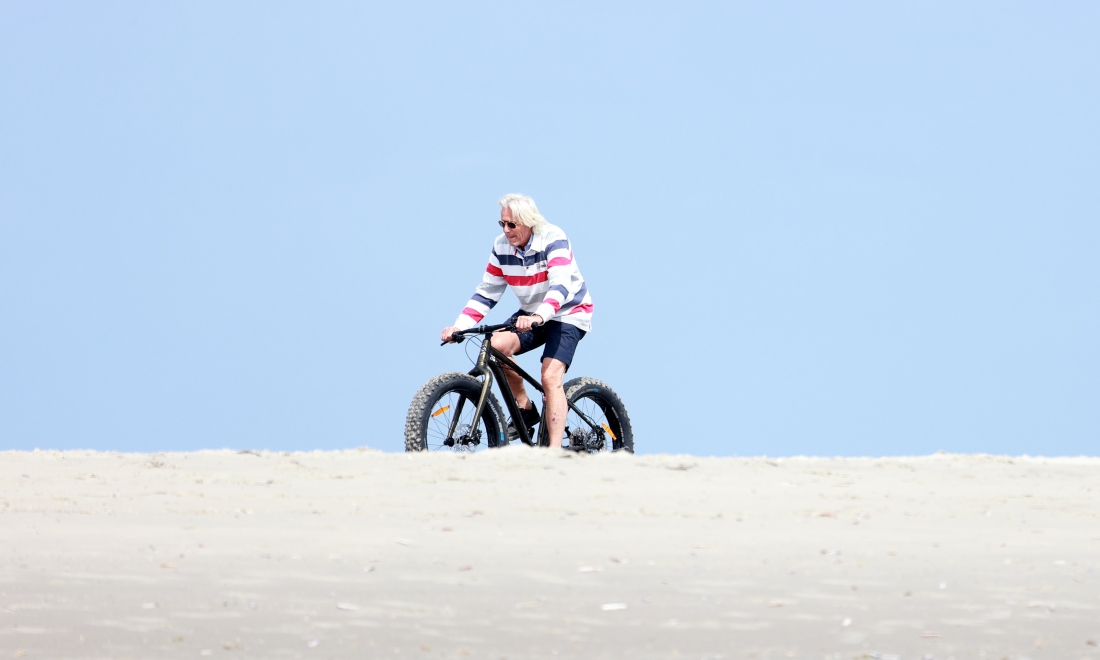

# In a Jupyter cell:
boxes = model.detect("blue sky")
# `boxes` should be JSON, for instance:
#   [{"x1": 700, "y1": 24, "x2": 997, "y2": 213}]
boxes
[{"x1": 2, "y1": 1, "x2": 1096, "y2": 455}]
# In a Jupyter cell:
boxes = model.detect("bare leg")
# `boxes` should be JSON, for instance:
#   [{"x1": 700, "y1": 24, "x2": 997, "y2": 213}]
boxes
[
  {"x1": 541, "y1": 357, "x2": 567, "y2": 449},
  {"x1": 490, "y1": 331, "x2": 530, "y2": 410}
]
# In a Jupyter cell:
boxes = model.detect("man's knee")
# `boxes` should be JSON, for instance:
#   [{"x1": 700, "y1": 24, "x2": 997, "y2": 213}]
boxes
[
  {"x1": 541, "y1": 358, "x2": 566, "y2": 389},
  {"x1": 491, "y1": 332, "x2": 520, "y2": 356}
]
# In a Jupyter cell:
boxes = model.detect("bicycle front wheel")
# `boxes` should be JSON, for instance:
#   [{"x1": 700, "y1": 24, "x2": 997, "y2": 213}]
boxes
[
  {"x1": 405, "y1": 372, "x2": 508, "y2": 452},
  {"x1": 563, "y1": 377, "x2": 633, "y2": 453}
]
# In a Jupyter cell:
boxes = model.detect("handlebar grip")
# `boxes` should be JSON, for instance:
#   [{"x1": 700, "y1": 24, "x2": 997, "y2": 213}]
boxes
[{"x1": 441, "y1": 333, "x2": 466, "y2": 346}]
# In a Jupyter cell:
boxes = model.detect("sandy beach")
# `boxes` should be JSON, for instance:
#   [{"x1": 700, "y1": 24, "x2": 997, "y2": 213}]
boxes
[{"x1": 1, "y1": 448, "x2": 1098, "y2": 659}]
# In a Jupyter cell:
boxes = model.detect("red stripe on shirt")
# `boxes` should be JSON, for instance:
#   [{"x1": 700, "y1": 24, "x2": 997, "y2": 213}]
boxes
[
  {"x1": 504, "y1": 272, "x2": 549, "y2": 286},
  {"x1": 547, "y1": 299, "x2": 561, "y2": 313},
  {"x1": 567, "y1": 303, "x2": 593, "y2": 315},
  {"x1": 461, "y1": 307, "x2": 485, "y2": 323},
  {"x1": 486, "y1": 264, "x2": 503, "y2": 277},
  {"x1": 547, "y1": 254, "x2": 572, "y2": 268}
]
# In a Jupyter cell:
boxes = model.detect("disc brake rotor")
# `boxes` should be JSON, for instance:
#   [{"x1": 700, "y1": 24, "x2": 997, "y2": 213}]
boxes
[
  {"x1": 455, "y1": 423, "x2": 480, "y2": 450},
  {"x1": 567, "y1": 426, "x2": 604, "y2": 453}
]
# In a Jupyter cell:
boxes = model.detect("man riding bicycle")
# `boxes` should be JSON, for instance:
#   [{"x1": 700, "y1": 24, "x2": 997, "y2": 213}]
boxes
[{"x1": 441, "y1": 194, "x2": 593, "y2": 449}]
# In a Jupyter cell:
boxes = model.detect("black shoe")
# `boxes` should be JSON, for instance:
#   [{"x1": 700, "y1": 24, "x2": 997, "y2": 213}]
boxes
[{"x1": 506, "y1": 403, "x2": 541, "y2": 440}]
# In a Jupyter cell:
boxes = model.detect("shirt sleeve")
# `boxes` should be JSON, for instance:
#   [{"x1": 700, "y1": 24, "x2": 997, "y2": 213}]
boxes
[
  {"x1": 533, "y1": 236, "x2": 581, "y2": 323},
  {"x1": 454, "y1": 250, "x2": 508, "y2": 330}
]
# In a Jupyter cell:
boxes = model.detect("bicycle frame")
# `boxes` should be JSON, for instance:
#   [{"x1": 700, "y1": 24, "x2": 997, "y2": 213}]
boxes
[{"x1": 449, "y1": 325, "x2": 605, "y2": 448}]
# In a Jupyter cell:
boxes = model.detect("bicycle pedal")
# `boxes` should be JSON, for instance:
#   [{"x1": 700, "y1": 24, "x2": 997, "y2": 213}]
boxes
[{"x1": 506, "y1": 419, "x2": 539, "y2": 441}]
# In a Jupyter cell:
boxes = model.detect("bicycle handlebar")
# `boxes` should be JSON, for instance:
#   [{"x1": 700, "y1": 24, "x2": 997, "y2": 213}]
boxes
[{"x1": 441, "y1": 321, "x2": 541, "y2": 346}]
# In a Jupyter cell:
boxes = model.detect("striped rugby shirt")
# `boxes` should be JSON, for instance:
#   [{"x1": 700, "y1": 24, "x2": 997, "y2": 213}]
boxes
[{"x1": 454, "y1": 223, "x2": 593, "y2": 332}]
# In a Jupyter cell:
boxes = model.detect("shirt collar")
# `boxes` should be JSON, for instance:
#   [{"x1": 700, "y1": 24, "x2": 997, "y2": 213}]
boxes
[{"x1": 514, "y1": 231, "x2": 535, "y2": 256}]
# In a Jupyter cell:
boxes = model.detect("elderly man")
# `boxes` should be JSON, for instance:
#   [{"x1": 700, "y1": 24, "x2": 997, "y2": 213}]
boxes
[{"x1": 441, "y1": 194, "x2": 593, "y2": 448}]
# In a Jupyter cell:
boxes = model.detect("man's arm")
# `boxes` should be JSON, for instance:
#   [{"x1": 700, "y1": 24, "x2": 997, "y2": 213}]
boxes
[{"x1": 533, "y1": 236, "x2": 582, "y2": 323}]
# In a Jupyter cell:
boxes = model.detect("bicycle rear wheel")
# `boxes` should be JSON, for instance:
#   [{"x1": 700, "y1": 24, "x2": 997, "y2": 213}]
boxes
[
  {"x1": 405, "y1": 372, "x2": 508, "y2": 452},
  {"x1": 563, "y1": 377, "x2": 633, "y2": 453}
]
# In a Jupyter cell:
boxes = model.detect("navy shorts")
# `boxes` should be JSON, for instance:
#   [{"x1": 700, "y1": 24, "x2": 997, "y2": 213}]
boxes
[{"x1": 505, "y1": 310, "x2": 587, "y2": 369}]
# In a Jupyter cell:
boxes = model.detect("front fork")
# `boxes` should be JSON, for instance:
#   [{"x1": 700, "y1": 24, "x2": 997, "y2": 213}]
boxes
[
  {"x1": 442, "y1": 396, "x2": 466, "y2": 446},
  {"x1": 448, "y1": 338, "x2": 495, "y2": 447}
]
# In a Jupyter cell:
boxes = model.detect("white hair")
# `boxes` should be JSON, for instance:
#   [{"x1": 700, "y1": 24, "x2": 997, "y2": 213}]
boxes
[{"x1": 499, "y1": 193, "x2": 549, "y2": 233}]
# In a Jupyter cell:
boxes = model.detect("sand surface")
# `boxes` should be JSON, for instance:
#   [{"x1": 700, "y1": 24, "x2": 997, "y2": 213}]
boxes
[{"x1": 2, "y1": 448, "x2": 1099, "y2": 659}]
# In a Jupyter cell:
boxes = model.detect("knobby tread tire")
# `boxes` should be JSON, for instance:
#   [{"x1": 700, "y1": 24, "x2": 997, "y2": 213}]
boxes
[
  {"x1": 405, "y1": 372, "x2": 507, "y2": 452},
  {"x1": 563, "y1": 377, "x2": 634, "y2": 453}
]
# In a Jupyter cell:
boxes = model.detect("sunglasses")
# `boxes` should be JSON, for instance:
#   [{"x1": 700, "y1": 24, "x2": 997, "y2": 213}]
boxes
[{"x1": 498, "y1": 220, "x2": 518, "y2": 229}]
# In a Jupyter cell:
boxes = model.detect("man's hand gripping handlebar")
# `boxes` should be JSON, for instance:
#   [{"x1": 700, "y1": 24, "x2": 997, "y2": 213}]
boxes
[{"x1": 440, "y1": 320, "x2": 541, "y2": 346}]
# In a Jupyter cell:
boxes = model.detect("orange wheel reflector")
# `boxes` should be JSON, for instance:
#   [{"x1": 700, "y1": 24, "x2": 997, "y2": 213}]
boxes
[
  {"x1": 430, "y1": 405, "x2": 451, "y2": 418},
  {"x1": 602, "y1": 423, "x2": 617, "y2": 441}
]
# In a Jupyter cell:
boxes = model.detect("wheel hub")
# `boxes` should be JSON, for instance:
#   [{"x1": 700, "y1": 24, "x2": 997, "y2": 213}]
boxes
[
  {"x1": 567, "y1": 426, "x2": 605, "y2": 453},
  {"x1": 447, "y1": 424, "x2": 481, "y2": 451}
]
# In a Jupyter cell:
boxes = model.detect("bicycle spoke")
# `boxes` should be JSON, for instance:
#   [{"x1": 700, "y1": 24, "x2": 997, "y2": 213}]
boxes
[
  {"x1": 425, "y1": 391, "x2": 487, "y2": 452},
  {"x1": 565, "y1": 395, "x2": 613, "y2": 452}
]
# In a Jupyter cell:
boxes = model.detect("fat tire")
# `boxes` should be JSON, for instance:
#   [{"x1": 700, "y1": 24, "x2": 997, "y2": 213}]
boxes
[
  {"x1": 563, "y1": 377, "x2": 634, "y2": 453},
  {"x1": 405, "y1": 372, "x2": 508, "y2": 452}
]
